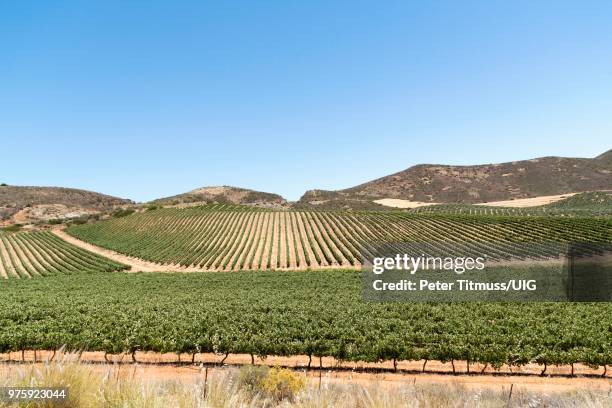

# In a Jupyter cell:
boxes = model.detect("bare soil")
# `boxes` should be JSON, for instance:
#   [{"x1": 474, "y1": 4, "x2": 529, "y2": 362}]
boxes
[
  {"x1": 375, "y1": 193, "x2": 580, "y2": 209},
  {"x1": 2, "y1": 351, "x2": 610, "y2": 393},
  {"x1": 52, "y1": 226, "x2": 579, "y2": 275},
  {"x1": 51, "y1": 229, "x2": 191, "y2": 272},
  {"x1": 374, "y1": 198, "x2": 439, "y2": 208},
  {"x1": 289, "y1": 212, "x2": 308, "y2": 269},
  {"x1": 475, "y1": 193, "x2": 578, "y2": 207}
]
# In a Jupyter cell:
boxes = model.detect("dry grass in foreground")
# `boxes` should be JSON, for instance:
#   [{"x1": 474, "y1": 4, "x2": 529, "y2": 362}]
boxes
[{"x1": 1, "y1": 355, "x2": 611, "y2": 408}]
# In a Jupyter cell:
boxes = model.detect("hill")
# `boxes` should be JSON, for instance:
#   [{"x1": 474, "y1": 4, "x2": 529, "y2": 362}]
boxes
[
  {"x1": 66, "y1": 204, "x2": 611, "y2": 271},
  {"x1": 298, "y1": 150, "x2": 612, "y2": 208},
  {"x1": 408, "y1": 191, "x2": 612, "y2": 217},
  {"x1": 152, "y1": 186, "x2": 287, "y2": 208},
  {"x1": 0, "y1": 185, "x2": 132, "y2": 224},
  {"x1": 546, "y1": 190, "x2": 612, "y2": 211}
]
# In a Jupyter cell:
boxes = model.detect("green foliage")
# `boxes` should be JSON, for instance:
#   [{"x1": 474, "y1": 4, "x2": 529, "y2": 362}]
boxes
[
  {"x1": 547, "y1": 191, "x2": 612, "y2": 211},
  {"x1": 0, "y1": 183, "x2": 7, "y2": 186},
  {"x1": 411, "y1": 192, "x2": 612, "y2": 217},
  {"x1": 0, "y1": 230, "x2": 128, "y2": 279},
  {"x1": 0, "y1": 270, "x2": 610, "y2": 369},
  {"x1": 1, "y1": 224, "x2": 21, "y2": 232},
  {"x1": 69, "y1": 218, "x2": 88, "y2": 225},
  {"x1": 112, "y1": 208, "x2": 135, "y2": 218},
  {"x1": 66, "y1": 206, "x2": 611, "y2": 269},
  {"x1": 146, "y1": 204, "x2": 160, "y2": 211}
]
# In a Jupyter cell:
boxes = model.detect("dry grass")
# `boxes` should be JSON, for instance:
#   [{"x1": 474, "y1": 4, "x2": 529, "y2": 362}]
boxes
[{"x1": 1, "y1": 356, "x2": 610, "y2": 407}]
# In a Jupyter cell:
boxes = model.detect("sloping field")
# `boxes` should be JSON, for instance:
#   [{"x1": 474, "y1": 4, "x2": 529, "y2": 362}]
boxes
[
  {"x1": 409, "y1": 191, "x2": 612, "y2": 217},
  {"x1": 65, "y1": 205, "x2": 612, "y2": 270},
  {"x1": 0, "y1": 231, "x2": 128, "y2": 279}
]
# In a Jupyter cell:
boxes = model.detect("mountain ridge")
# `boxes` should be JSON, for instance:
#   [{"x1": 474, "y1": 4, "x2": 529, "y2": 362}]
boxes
[
  {"x1": 151, "y1": 185, "x2": 287, "y2": 208},
  {"x1": 298, "y1": 150, "x2": 612, "y2": 208},
  {"x1": 0, "y1": 185, "x2": 132, "y2": 224}
]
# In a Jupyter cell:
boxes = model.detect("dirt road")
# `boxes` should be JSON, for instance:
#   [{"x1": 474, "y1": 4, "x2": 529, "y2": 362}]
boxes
[
  {"x1": 52, "y1": 229, "x2": 185, "y2": 272},
  {"x1": 2, "y1": 351, "x2": 610, "y2": 394}
]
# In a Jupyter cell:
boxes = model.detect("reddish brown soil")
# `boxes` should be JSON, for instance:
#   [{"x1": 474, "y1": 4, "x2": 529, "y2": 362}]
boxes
[
  {"x1": 2, "y1": 350, "x2": 609, "y2": 387},
  {"x1": 1, "y1": 352, "x2": 610, "y2": 394}
]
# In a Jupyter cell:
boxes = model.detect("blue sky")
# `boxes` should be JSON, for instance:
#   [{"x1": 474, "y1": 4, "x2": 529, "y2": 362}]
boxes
[{"x1": 1, "y1": 1, "x2": 611, "y2": 202}]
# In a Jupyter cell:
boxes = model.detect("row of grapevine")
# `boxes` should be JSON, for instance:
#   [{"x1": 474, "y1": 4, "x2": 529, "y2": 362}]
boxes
[
  {"x1": 0, "y1": 271, "x2": 610, "y2": 373},
  {"x1": 409, "y1": 197, "x2": 612, "y2": 217},
  {"x1": 0, "y1": 231, "x2": 128, "y2": 279},
  {"x1": 66, "y1": 206, "x2": 612, "y2": 270}
]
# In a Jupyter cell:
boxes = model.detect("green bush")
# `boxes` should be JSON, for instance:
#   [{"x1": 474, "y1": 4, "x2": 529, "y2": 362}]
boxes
[
  {"x1": 146, "y1": 205, "x2": 160, "y2": 211},
  {"x1": 1, "y1": 225, "x2": 21, "y2": 232},
  {"x1": 112, "y1": 208, "x2": 135, "y2": 218},
  {"x1": 70, "y1": 218, "x2": 88, "y2": 225}
]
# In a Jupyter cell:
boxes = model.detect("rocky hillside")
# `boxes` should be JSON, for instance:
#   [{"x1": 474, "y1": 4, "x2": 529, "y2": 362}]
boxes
[
  {"x1": 152, "y1": 186, "x2": 287, "y2": 208},
  {"x1": 299, "y1": 150, "x2": 612, "y2": 208},
  {"x1": 0, "y1": 185, "x2": 132, "y2": 224}
]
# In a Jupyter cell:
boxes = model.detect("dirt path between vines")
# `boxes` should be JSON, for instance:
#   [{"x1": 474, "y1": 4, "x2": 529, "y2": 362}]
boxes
[
  {"x1": 52, "y1": 228, "x2": 590, "y2": 274},
  {"x1": 52, "y1": 227, "x2": 355, "y2": 273},
  {"x1": 51, "y1": 229, "x2": 199, "y2": 272},
  {"x1": 2, "y1": 351, "x2": 610, "y2": 393},
  {"x1": 0, "y1": 238, "x2": 13, "y2": 279}
]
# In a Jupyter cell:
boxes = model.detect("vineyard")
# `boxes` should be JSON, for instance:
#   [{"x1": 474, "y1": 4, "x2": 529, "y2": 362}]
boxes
[
  {"x1": 409, "y1": 191, "x2": 612, "y2": 217},
  {"x1": 0, "y1": 270, "x2": 611, "y2": 373},
  {"x1": 66, "y1": 205, "x2": 612, "y2": 270},
  {"x1": 1, "y1": 203, "x2": 610, "y2": 375},
  {"x1": 0, "y1": 231, "x2": 128, "y2": 279}
]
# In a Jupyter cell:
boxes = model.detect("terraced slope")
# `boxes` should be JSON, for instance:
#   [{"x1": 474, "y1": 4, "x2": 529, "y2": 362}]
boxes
[
  {"x1": 66, "y1": 205, "x2": 612, "y2": 271},
  {"x1": 0, "y1": 231, "x2": 128, "y2": 279}
]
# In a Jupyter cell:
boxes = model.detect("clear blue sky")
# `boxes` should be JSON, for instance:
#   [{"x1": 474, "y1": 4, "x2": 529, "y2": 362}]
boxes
[{"x1": 1, "y1": 1, "x2": 611, "y2": 202}]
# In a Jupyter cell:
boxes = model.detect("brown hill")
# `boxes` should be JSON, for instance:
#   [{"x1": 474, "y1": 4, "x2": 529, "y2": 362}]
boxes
[
  {"x1": 152, "y1": 186, "x2": 287, "y2": 208},
  {"x1": 595, "y1": 148, "x2": 612, "y2": 164},
  {"x1": 0, "y1": 185, "x2": 132, "y2": 224},
  {"x1": 299, "y1": 150, "x2": 612, "y2": 207}
]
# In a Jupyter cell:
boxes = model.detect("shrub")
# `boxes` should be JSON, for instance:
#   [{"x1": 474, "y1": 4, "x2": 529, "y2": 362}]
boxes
[
  {"x1": 146, "y1": 205, "x2": 159, "y2": 211},
  {"x1": 112, "y1": 208, "x2": 135, "y2": 218},
  {"x1": 237, "y1": 365, "x2": 269, "y2": 394},
  {"x1": 70, "y1": 218, "x2": 88, "y2": 225},
  {"x1": 0, "y1": 183, "x2": 7, "y2": 186},
  {"x1": 2, "y1": 225, "x2": 21, "y2": 232},
  {"x1": 237, "y1": 365, "x2": 304, "y2": 402},
  {"x1": 260, "y1": 367, "x2": 305, "y2": 401}
]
